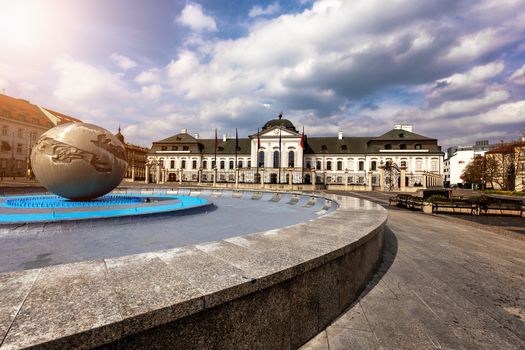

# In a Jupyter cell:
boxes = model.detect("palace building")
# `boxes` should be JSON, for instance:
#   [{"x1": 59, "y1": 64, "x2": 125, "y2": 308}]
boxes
[{"x1": 147, "y1": 115, "x2": 444, "y2": 191}]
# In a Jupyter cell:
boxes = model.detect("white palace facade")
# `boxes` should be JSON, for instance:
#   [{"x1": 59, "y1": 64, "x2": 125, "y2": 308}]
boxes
[{"x1": 146, "y1": 116, "x2": 444, "y2": 191}]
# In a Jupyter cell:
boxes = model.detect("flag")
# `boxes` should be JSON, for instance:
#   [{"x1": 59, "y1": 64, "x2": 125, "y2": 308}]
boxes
[
  {"x1": 300, "y1": 126, "x2": 305, "y2": 149},
  {"x1": 235, "y1": 128, "x2": 239, "y2": 151}
]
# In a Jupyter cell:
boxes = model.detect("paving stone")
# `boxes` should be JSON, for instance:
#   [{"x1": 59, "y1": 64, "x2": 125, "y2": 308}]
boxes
[{"x1": 298, "y1": 331, "x2": 329, "y2": 350}]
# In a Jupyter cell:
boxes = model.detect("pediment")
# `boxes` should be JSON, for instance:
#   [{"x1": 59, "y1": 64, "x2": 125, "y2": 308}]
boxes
[{"x1": 258, "y1": 126, "x2": 301, "y2": 138}]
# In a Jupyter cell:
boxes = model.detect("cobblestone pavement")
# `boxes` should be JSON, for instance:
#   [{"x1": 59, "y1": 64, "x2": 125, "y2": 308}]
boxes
[{"x1": 301, "y1": 191, "x2": 525, "y2": 350}]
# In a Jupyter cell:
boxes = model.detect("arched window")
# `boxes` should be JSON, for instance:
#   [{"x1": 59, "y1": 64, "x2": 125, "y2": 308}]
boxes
[
  {"x1": 337, "y1": 161, "x2": 343, "y2": 171},
  {"x1": 358, "y1": 161, "x2": 364, "y2": 171},
  {"x1": 220, "y1": 160, "x2": 225, "y2": 169},
  {"x1": 203, "y1": 160, "x2": 207, "y2": 169},
  {"x1": 181, "y1": 160, "x2": 186, "y2": 169},
  {"x1": 371, "y1": 161, "x2": 377, "y2": 171},
  {"x1": 170, "y1": 160, "x2": 175, "y2": 169},
  {"x1": 316, "y1": 160, "x2": 322, "y2": 170},
  {"x1": 326, "y1": 161, "x2": 332, "y2": 170},
  {"x1": 273, "y1": 151, "x2": 280, "y2": 168},
  {"x1": 415, "y1": 144, "x2": 422, "y2": 150},
  {"x1": 306, "y1": 160, "x2": 311, "y2": 169},
  {"x1": 385, "y1": 144, "x2": 392, "y2": 150},
  {"x1": 258, "y1": 151, "x2": 265, "y2": 167},
  {"x1": 238, "y1": 160, "x2": 243, "y2": 168},
  {"x1": 229, "y1": 160, "x2": 234, "y2": 169},
  {"x1": 288, "y1": 151, "x2": 295, "y2": 167}
]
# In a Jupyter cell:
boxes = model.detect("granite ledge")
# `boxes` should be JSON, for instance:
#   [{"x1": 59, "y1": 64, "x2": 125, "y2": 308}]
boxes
[{"x1": 0, "y1": 191, "x2": 387, "y2": 350}]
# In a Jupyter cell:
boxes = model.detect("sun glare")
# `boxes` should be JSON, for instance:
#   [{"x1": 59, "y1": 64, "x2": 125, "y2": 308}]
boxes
[{"x1": 0, "y1": 0, "x2": 73, "y2": 54}]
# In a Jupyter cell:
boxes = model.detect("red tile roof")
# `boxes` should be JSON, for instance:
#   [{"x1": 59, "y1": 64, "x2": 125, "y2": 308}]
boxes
[
  {"x1": 42, "y1": 108, "x2": 82, "y2": 124},
  {"x1": 0, "y1": 94, "x2": 54, "y2": 128}
]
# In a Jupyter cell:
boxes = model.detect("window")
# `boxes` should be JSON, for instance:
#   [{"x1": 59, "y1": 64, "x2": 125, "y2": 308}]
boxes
[
  {"x1": 17, "y1": 160, "x2": 22, "y2": 169},
  {"x1": 181, "y1": 160, "x2": 186, "y2": 169},
  {"x1": 212, "y1": 160, "x2": 216, "y2": 169},
  {"x1": 218, "y1": 146, "x2": 224, "y2": 151},
  {"x1": 306, "y1": 160, "x2": 311, "y2": 169},
  {"x1": 400, "y1": 160, "x2": 407, "y2": 167},
  {"x1": 370, "y1": 161, "x2": 377, "y2": 171},
  {"x1": 183, "y1": 146, "x2": 189, "y2": 151},
  {"x1": 258, "y1": 151, "x2": 264, "y2": 167},
  {"x1": 170, "y1": 160, "x2": 175, "y2": 169},
  {"x1": 337, "y1": 161, "x2": 343, "y2": 171},
  {"x1": 416, "y1": 159, "x2": 422, "y2": 171},
  {"x1": 237, "y1": 160, "x2": 243, "y2": 169},
  {"x1": 316, "y1": 160, "x2": 322, "y2": 170},
  {"x1": 415, "y1": 144, "x2": 422, "y2": 150},
  {"x1": 203, "y1": 160, "x2": 208, "y2": 169},
  {"x1": 431, "y1": 160, "x2": 438, "y2": 172},
  {"x1": 16, "y1": 144, "x2": 22, "y2": 153},
  {"x1": 288, "y1": 151, "x2": 294, "y2": 167},
  {"x1": 0, "y1": 159, "x2": 5, "y2": 168},
  {"x1": 172, "y1": 146, "x2": 178, "y2": 151},
  {"x1": 247, "y1": 160, "x2": 251, "y2": 168},
  {"x1": 358, "y1": 161, "x2": 364, "y2": 171},
  {"x1": 341, "y1": 145, "x2": 348, "y2": 151},
  {"x1": 273, "y1": 151, "x2": 280, "y2": 168},
  {"x1": 18, "y1": 129, "x2": 23, "y2": 138},
  {"x1": 32, "y1": 118, "x2": 39, "y2": 124},
  {"x1": 220, "y1": 160, "x2": 225, "y2": 169},
  {"x1": 2, "y1": 126, "x2": 7, "y2": 136},
  {"x1": 161, "y1": 146, "x2": 167, "y2": 151},
  {"x1": 229, "y1": 160, "x2": 234, "y2": 169},
  {"x1": 321, "y1": 145, "x2": 327, "y2": 151},
  {"x1": 326, "y1": 161, "x2": 332, "y2": 170},
  {"x1": 192, "y1": 160, "x2": 197, "y2": 169},
  {"x1": 385, "y1": 144, "x2": 392, "y2": 150},
  {"x1": 400, "y1": 144, "x2": 406, "y2": 150}
]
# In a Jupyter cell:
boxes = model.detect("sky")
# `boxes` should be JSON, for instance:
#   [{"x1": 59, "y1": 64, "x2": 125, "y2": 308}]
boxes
[{"x1": 0, "y1": 0, "x2": 524, "y2": 149}]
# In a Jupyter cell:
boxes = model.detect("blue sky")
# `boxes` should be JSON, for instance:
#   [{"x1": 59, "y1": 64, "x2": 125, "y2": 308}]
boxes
[{"x1": 1, "y1": 0, "x2": 524, "y2": 148}]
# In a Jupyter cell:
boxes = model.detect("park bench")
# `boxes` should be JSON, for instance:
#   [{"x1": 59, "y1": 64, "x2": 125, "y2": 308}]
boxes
[{"x1": 431, "y1": 198, "x2": 477, "y2": 215}]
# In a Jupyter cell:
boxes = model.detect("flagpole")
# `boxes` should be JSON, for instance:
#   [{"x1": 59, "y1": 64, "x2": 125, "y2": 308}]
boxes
[
  {"x1": 256, "y1": 128, "x2": 260, "y2": 183},
  {"x1": 235, "y1": 128, "x2": 238, "y2": 170},
  {"x1": 214, "y1": 128, "x2": 217, "y2": 169},
  {"x1": 278, "y1": 127, "x2": 282, "y2": 184},
  {"x1": 301, "y1": 125, "x2": 304, "y2": 184}
]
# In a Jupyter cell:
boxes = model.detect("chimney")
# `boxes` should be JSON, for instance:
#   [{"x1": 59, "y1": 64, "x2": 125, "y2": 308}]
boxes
[
  {"x1": 223, "y1": 134, "x2": 227, "y2": 142},
  {"x1": 194, "y1": 133, "x2": 199, "y2": 139},
  {"x1": 401, "y1": 124, "x2": 413, "y2": 132},
  {"x1": 338, "y1": 131, "x2": 343, "y2": 140},
  {"x1": 181, "y1": 128, "x2": 187, "y2": 134}
]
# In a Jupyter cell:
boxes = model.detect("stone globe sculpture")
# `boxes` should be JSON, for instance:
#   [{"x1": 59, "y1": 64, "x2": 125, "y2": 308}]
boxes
[{"x1": 31, "y1": 122, "x2": 128, "y2": 200}]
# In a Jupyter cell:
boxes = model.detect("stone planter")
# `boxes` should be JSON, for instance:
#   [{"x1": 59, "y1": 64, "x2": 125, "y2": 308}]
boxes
[{"x1": 422, "y1": 202, "x2": 433, "y2": 214}]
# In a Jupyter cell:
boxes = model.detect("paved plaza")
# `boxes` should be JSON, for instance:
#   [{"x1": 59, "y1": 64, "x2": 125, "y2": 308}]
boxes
[{"x1": 302, "y1": 191, "x2": 525, "y2": 350}]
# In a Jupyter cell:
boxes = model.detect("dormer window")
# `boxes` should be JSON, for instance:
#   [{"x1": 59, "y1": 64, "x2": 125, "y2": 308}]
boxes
[
  {"x1": 183, "y1": 146, "x2": 189, "y2": 151},
  {"x1": 218, "y1": 146, "x2": 224, "y2": 152},
  {"x1": 321, "y1": 145, "x2": 327, "y2": 151},
  {"x1": 399, "y1": 144, "x2": 406, "y2": 150},
  {"x1": 341, "y1": 145, "x2": 348, "y2": 151},
  {"x1": 161, "y1": 146, "x2": 167, "y2": 151},
  {"x1": 384, "y1": 144, "x2": 392, "y2": 150},
  {"x1": 399, "y1": 133, "x2": 404, "y2": 138},
  {"x1": 172, "y1": 146, "x2": 178, "y2": 151},
  {"x1": 415, "y1": 144, "x2": 422, "y2": 150}
]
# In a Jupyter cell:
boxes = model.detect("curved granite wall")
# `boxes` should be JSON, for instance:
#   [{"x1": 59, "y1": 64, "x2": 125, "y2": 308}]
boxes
[{"x1": 0, "y1": 191, "x2": 387, "y2": 350}]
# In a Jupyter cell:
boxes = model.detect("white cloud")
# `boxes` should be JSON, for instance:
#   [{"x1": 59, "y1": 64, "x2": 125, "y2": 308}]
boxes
[
  {"x1": 510, "y1": 63, "x2": 525, "y2": 85},
  {"x1": 135, "y1": 68, "x2": 161, "y2": 84},
  {"x1": 53, "y1": 56, "x2": 133, "y2": 119},
  {"x1": 248, "y1": 2, "x2": 281, "y2": 18},
  {"x1": 110, "y1": 53, "x2": 137, "y2": 70},
  {"x1": 176, "y1": 2, "x2": 217, "y2": 32},
  {"x1": 140, "y1": 84, "x2": 163, "y2": 99}
]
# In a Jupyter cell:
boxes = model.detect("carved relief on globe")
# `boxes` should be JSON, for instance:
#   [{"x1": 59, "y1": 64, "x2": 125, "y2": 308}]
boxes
[{"x1": 31, "y1": 122, "x2": 128, "y2": 200}]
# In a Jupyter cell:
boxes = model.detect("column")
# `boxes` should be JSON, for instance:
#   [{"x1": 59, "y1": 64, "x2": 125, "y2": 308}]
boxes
[
  {"x1": 179, "y1": 169, "x2": 183, "y2": 185},
  {"x1": 344, "y1": 170, "x2": 349, "y2": 191},
  {"x1": 311, "y1": 169, "x2": 316, "y2": 191},
  {"x1": 400, "y1": 167, "x2": 406, "y2": 192},
  {"x1": 366, "y1": 172, "x2": 373, "y2": 191},
  {"x1": 235, "y1": 169, "x2": 239, "y2": 188},
  {"x1": 288, "y1": 169, "x2": 293, "y2": 188},
  {"x1": 198, "y1": 169, "x2": 202, "y2": 184},
  {"x1": 131, "y1": 166, "x2": 135, "y2": 182},
  {"x1": 379, "y1": 168, "x2": 385, "y2": 191},
  {"x1": 260, "y1": 168, "x2": 265, "y2": 189},
  {"x1": 145, "y1": 165, "x2": 149, "y2": 183}
]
